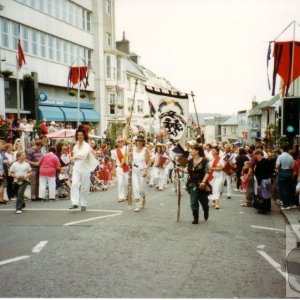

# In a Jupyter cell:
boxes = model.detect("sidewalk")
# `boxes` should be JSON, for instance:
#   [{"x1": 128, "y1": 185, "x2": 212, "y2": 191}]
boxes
[{"x1": 280, "y1": 206, "x2": 300, "y2": 241}]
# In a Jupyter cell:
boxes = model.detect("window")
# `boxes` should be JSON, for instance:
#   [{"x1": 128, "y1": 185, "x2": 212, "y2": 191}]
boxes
[
  {"x1": 106, "y1": 32, "x2": 111, "y2": 47},
  {"x1": 137, "y1": 100, "x2": 144, "y2": 113},
  {"x1": 47, "y1": 0, "x2": 53, "y2": 16},
  {"x1": 117, "y1": 57, "x2": 122, "y2": 81},
  {"x1": 31, "y1": 29, "x2": 38, "y2": 55},
  {"x1": 105, "y1": 0, "x2": 111, "y2": 14},
  {"x1": 87, "y1": 12, "x2": 91, "y2": 31},
  {"x1": 69, "y1": 2, "x2": 74, "y2": 25},
  {"x1": 40, "y1": 32, "x2": 46, "y2": 58},
  {"x1": 62, "y1": 0, "x2": 67, "y2": 22},
  {"x1": 70, "y1": 43, "x2": 75, "y2": 65},
  {"x1": 128, "y1": 99, "x2": 135, "y2": 113},
  {"x1": 30, "y1": 0, "x2": 37, "y2": 8},
  {"x1": 0, "y1": 18, "x2": 9, "y2": 48},
  {"x1": 82, "y1": 10, "x2": 86, "y2": 30},
  {"x1": 63, "y1": 41, "x2": 69, "y2": 64},
  {"x1": 109, "y1": 93, "x2": 116, "y2": 115},
  {"x1": 37, "y1": 0, "x2": 45, "y2": 12},
  {"x1": 21, "y1": 26, "x2": 29, "y2": 52},
  {"x1": 75, "y1": 6, "x2": 81, "y2": 28},
  {"x1": 48, "y1": 35, "x2": 54, "y2": 60},
  {"x1": 11, "y1": 23, "x2": 18, "y2": 50},
  {"x1": 87, "y1": 49, "x2": 92, "y2": 66},
  {"x1": 106, "y1": 55, "x2": 111, "y2": 79},
  {"x1": 127, "y1": 77, "x2": 131, "y2": 90},
  {"x1": 55, "y1": 0, "x2": 61, "y2": 19},
  {"x1": 56, "y1": 38, "x2": 61, "y2": 62}
]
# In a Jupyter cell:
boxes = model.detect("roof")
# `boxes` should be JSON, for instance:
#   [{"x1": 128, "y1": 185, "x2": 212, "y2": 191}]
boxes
[
  {"x1": 260, "y1": 94, "x2": 280, "y2": 109},
  {"x1": 221, "y1": 115, "x2": 238, "y2": 126},
  {"x1": 126, "y1": 59, "x2": 147, "y2": 79},
  {"x1": 248, "y1": 101, "x2": 267, "y2": 116}
]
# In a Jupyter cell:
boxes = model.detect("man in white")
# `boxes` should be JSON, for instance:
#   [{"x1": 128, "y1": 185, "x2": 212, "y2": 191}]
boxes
[
  {"x1": 222, "y1": 144, "x2": 236, "y2": 199},
  {"x1": 111, "y1": 136, "x2": 129, "y2": 203},
  {"x1": 204, "y1": 143, "x2": 213, "y2": 161}
]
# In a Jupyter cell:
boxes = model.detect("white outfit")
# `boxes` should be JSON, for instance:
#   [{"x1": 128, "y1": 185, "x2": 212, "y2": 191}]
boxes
[
  {"x1": 111, "y1": 146, "x2": 128, "y2": 200},
  {"x1": 9, "y1": 161, "x2": 31, "y2": 180},
  {"x1": 148, "y1": 149, "x2": 155, "y2": 186},
  {"x1": 153, "y1": 152, "x2": 168, "y2": 190},
  {"x1": 222, "y1": 152, "x2": 236, "y2": 197},
  {"x1": 70, "y1": 141, "x2": 92, "y2": 207},
  {"x1": 132, "y1": 147, "x2": 147, "y2": 209},
  {"x1": 208, "y1": 158, "x2": 225, "y2": 201},
  {"x1": 39, "y1": 176, "x2": 56, "y2": 199}
]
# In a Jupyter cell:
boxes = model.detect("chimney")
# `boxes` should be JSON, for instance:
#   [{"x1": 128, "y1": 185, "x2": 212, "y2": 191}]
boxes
[
  {"x1": 252, "y1": 101, "x2": 258, "y2": 109},
  {"x1": 130, "y1": 53, "x2": 140, "y2": 64},
  {"x1": 116, "y1": 31, "x2": 130, "y2": 54}
]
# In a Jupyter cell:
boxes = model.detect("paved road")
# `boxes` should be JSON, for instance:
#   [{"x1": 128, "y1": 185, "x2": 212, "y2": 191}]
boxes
[{"x1": 0, "y1": 181, "x2": 288, "y2": 298}]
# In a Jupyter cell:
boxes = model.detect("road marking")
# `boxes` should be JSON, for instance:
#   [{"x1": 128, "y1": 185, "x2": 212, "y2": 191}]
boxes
[
  {"x1": 251, "y1": 225, "x2": 285, "y2": 232},
  {"x1": 257, "y1": 249, "x2": 287, "y2": 280},
  {"x1": 32, "y1": 241, "x2": 48, "y2": 253},
  {"x1": 0, "y1": 208, "x2": 123, "y2": 213},
  {"x1": 63, "y1": 212, "x2": 123, "y2": 226},
  {"x1": 0, "y1": 255, "x2": 30, "y2": 266},
  {"x1": 257, "y1": 245, "x2": 266, "y2": 250}
]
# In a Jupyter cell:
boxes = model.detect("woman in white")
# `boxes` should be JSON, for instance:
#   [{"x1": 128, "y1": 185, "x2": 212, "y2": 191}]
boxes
[
  {"x1": 69, "y1": 128, "x2": 95, "y2": 211},
  {"x1": 208, "y1": 146, "x2": 225, "y2": 209},
  {"x1": 132, "y1": 135, "x2": 149, "y2": 212},
  {"x1": 153, "y1": 144, "x2": 169, "y2": 191}
]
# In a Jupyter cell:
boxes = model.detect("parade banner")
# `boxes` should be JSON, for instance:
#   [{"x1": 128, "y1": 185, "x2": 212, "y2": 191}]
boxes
[{"x1": 145, "y1": 86, "x2": 189, "y2": 147}]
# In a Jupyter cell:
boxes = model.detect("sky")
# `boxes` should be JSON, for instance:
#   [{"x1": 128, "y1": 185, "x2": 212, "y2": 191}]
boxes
[{"x1": 115, "y1": 0, "x2": 300, "y2": 115}]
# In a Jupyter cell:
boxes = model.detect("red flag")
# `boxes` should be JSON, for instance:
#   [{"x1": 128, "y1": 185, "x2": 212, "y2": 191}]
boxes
[{"x1": 17, "y1": 39, "x2": 26, "y2": 69}]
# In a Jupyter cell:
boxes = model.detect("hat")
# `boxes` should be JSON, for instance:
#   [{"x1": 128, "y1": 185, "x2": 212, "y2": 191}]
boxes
[
  {"x1": 135, "y1": 134, "x2": 145, "y2": 142},
  {"x1": 50, "y1": 121, "x2": 55, "y2": 125}
]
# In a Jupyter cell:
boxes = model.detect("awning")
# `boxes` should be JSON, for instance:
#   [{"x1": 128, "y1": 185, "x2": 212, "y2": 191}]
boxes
[
  {"x1": 80, "y1": 109, "x2": 100, "y2": 122},
  {"x1": 60, "y1": 107, "x2": 84, "y2": 122},
  {"x1": 38, "y1": 106, "x2": 65, "y2": 122}
]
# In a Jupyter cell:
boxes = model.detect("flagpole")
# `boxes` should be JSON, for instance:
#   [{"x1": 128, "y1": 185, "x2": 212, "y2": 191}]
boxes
[
  {"x1": 191, "y1": 91, "x2": 202, "y2": 143},
  {"x1": 77, "y1": 61, "x2": 80, "y2": 128},
  {"x1": 290, "y1": 20, "x2": 296, "y2": 96},
  {"x1": 16, "y1": 57, "x2": 20, "y2": 119}
]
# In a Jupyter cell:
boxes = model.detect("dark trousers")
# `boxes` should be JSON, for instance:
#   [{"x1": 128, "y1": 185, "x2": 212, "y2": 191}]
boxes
[
  {"x1": 30, "y1": 170, "x2": 39, "y2": 199},
  {"x1": 13, "y1": 182, "x2": 28, "y2": 211},
  {"x1": 236, "y1": 170, "x2": 242, "y2": 189},
  {"x1": 278, "y1": 169, "x2": 293, "y2": 207},
  {"x1": 6, "y1": 176, "x2": 15, "y2": 199},
  {"x1": 187, "y1": 186, "x2": 209, "y2": 218}
]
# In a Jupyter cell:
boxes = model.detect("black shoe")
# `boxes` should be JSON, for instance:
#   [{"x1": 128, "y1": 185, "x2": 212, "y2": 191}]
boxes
[
  {"x1": 22, "y1": 202, "x2": 26, "y2": 208},
  {"x1": 227, "y1": 196, "x2": 231, "y2": 199},
  {"x1": 69, "y1": 205, "x2": 78, "y2": 209},
  {"x1": 204, "y1": 209, "x2": 209, "y2": 221},
  {"x1": 81, "y1": 206, "x2": 86, "y2": 211},
  {"x1": 192, "y1": 219, "x2": 198, "y2": 224},
  {"x1": 31, "y1": 198, "x2": 42, "y2": 201},
  {"x1": 49, "y1": 198, "x2": 56, "y2": 201}
]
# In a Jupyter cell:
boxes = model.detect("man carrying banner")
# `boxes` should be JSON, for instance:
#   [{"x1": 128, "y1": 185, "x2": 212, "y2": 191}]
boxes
[{"x1": 111, "y1": 136, "x2": 129, "y2": 203}]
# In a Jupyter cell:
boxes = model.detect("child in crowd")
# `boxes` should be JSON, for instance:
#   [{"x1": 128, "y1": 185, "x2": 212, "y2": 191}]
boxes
[
  {"x1": 240, "y1": 161, "x2": 250, "y2": 193},
  {"x1": 58, "y1": 167, "x2": 71, "y2": 190}
]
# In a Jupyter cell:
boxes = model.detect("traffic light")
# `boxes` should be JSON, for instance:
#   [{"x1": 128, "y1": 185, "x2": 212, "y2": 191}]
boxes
[{"x1": 282, "y1": 97, "x2": 300, "y2": 137}]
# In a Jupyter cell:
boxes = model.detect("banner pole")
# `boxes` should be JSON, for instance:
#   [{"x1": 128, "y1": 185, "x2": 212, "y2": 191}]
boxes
[{"x1": 191, "y1": 91, "x2": 202, "y2": 142}]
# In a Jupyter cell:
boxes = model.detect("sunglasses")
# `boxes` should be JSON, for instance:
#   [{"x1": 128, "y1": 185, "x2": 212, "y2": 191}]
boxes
[{"x1": 117, "y1": 140, "x2": 123, "y2": 143}]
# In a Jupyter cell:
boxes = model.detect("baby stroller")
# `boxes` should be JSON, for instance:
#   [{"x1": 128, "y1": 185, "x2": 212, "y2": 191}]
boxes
[{"x1": 56, "y1": 176, "x2": 70, "y2": 199}]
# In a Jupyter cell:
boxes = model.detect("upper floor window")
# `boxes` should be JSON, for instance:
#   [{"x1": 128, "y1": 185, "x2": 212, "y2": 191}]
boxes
[
  {"x1": 117, "y1": 57, "x2": 122, "y2": 81},
  {"x1": 106, "y1": 33, "x2": 111, "y2": 47},
  {"x1": 0, "y1": 18, "x2": 9, "y2": 48},
  {"x1": 106, "y1": 55, "x2": 111, "y2": 79},
  {"x1": 105, "y1": 0, "x2": 111, "y2": 14},
  {"x1": 31, "y1": 29, "x2": 38, "y2": 56},
  {"x1": 137, "y1": 100, "x2": 144, "y2": 113}
]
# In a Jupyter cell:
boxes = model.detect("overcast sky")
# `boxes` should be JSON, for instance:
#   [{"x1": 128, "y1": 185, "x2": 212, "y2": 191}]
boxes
[{"x1": 115, "y1": 0, "x2": 300, "y2": 115}]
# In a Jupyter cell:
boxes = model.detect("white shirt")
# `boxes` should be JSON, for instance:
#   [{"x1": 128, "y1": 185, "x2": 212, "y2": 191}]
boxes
[
  {"x1": 73, "y1": 141, "x2": 92, "y2": 172},
  {"x1": 9, "y1": 161, "x2": 31, "y2": 182}
]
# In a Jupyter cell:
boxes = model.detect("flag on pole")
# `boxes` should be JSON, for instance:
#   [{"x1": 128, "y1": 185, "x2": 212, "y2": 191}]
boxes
[
  {"x1": 145, "y1": 86, "x2": 189, "y2": 147},
  {"x1": 17, "y1": 39, "x2": 26, "y2": 69},
  {"x1": 148, "y1": 100, "x2": 156, "y2": 117}
]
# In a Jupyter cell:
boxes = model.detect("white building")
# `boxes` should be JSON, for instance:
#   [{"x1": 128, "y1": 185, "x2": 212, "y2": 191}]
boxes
[{"x1": 0, "y1": 0, "x2": 123, "y2": 134}]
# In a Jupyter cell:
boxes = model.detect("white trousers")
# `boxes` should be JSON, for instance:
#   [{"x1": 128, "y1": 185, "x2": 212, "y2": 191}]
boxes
[
  {"x1": 132, "y1": 168, "x2": 145, "y2": 200},
  {"x1": 71, "y1": 171, "x2": 90, "y2": 206},
  {"x1": 116, "y1": 167, "x2": 128, "y2": 200},
  {"x1": 39, "y1": 176, "x2": 56, "y2": 199},
  {"x1": 154, "y1": 167, "x2": 165, "y2": 190},
  {"x1": 224, "y1": 174, "x2": 232, "y2": 197}
]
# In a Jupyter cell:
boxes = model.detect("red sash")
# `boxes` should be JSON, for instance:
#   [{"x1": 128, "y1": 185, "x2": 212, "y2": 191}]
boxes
[
  {"x1": 116, "y1": 148, "x2": 129, "y2": 173},
  {"x1": 208, "y1": 156, "x2": 221, "y2": 182}
]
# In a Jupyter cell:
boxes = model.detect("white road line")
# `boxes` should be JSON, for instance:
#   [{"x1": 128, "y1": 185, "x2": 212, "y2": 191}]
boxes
[
  {"x1": 32, "y1": 241, "x2": 48, "y2": 253},
  {"x1": 257, "y1": 250, "x2": 287, "y2": 280},
  {"x1": 0, "y1": 208, "x2": 123, "y2": 213},
  {"x1": 0, "y1": 255, "x2": 30, "y2": 266},
  {"x1": 63, "y1": 212, "x2": 123, "y2": 226},
  {"x1": 251, "y1": 225, "x2": 285, "y2": 232}
]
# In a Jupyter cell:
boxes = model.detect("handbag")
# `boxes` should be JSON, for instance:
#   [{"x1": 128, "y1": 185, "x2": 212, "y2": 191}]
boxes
[{"x1": 85, "y1": 153, "x2": 99, "y2": 172}]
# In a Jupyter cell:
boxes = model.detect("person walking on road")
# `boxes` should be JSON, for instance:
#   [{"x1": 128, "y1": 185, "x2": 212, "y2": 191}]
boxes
[
  {"x1": 111, "y1": 136, "x2": 129, "y2": 203},
  {"x1": 208, "y1": 146, "x2": 224, "y2": 209},
  {"x1": 9, "y1": 151, "x2": 32, "y2": 214},
  {"x1": 222, "y1": 144, "x2": 236, "y2": 199},
  {"x1": 185, "y1": 142, "x2": 211, "y2": 224},
  {"x1": 69, "y1": 128, "x2": 95, "y2": 211},
  {"x1": 132, "y1": 134, "x2": 149, "y2": 212}
]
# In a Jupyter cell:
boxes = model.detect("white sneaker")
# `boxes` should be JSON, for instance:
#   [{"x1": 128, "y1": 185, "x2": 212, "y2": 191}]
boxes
[
  {"x1": 234, "y1": 188, "x2": 239, "y2": 192},
  {"x1": 16, "y1": 210, "x2": 22, "y2": 214},
  {"x1": 291, "y1": 205, "x2": 298, "y2": 209},
  {"x1": 134, "y1": 207, "x2": 140, "y2": 212},
  {"x1": 281, "y1": 206, "x2": 291, "y2": 210}
]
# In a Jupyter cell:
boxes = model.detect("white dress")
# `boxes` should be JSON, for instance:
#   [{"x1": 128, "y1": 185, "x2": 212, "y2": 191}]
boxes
[
  {"x1": 208, "y1": 157, "x2": 225, "y2": 200},
  {"x1": 132, "y1": 147, "x2": 147, "y2": 200}
]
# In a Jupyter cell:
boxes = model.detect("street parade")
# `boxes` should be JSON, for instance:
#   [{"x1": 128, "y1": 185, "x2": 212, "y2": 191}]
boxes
[{"x1": 1, "y1": 0, "x2": 300, "y2": 298}]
